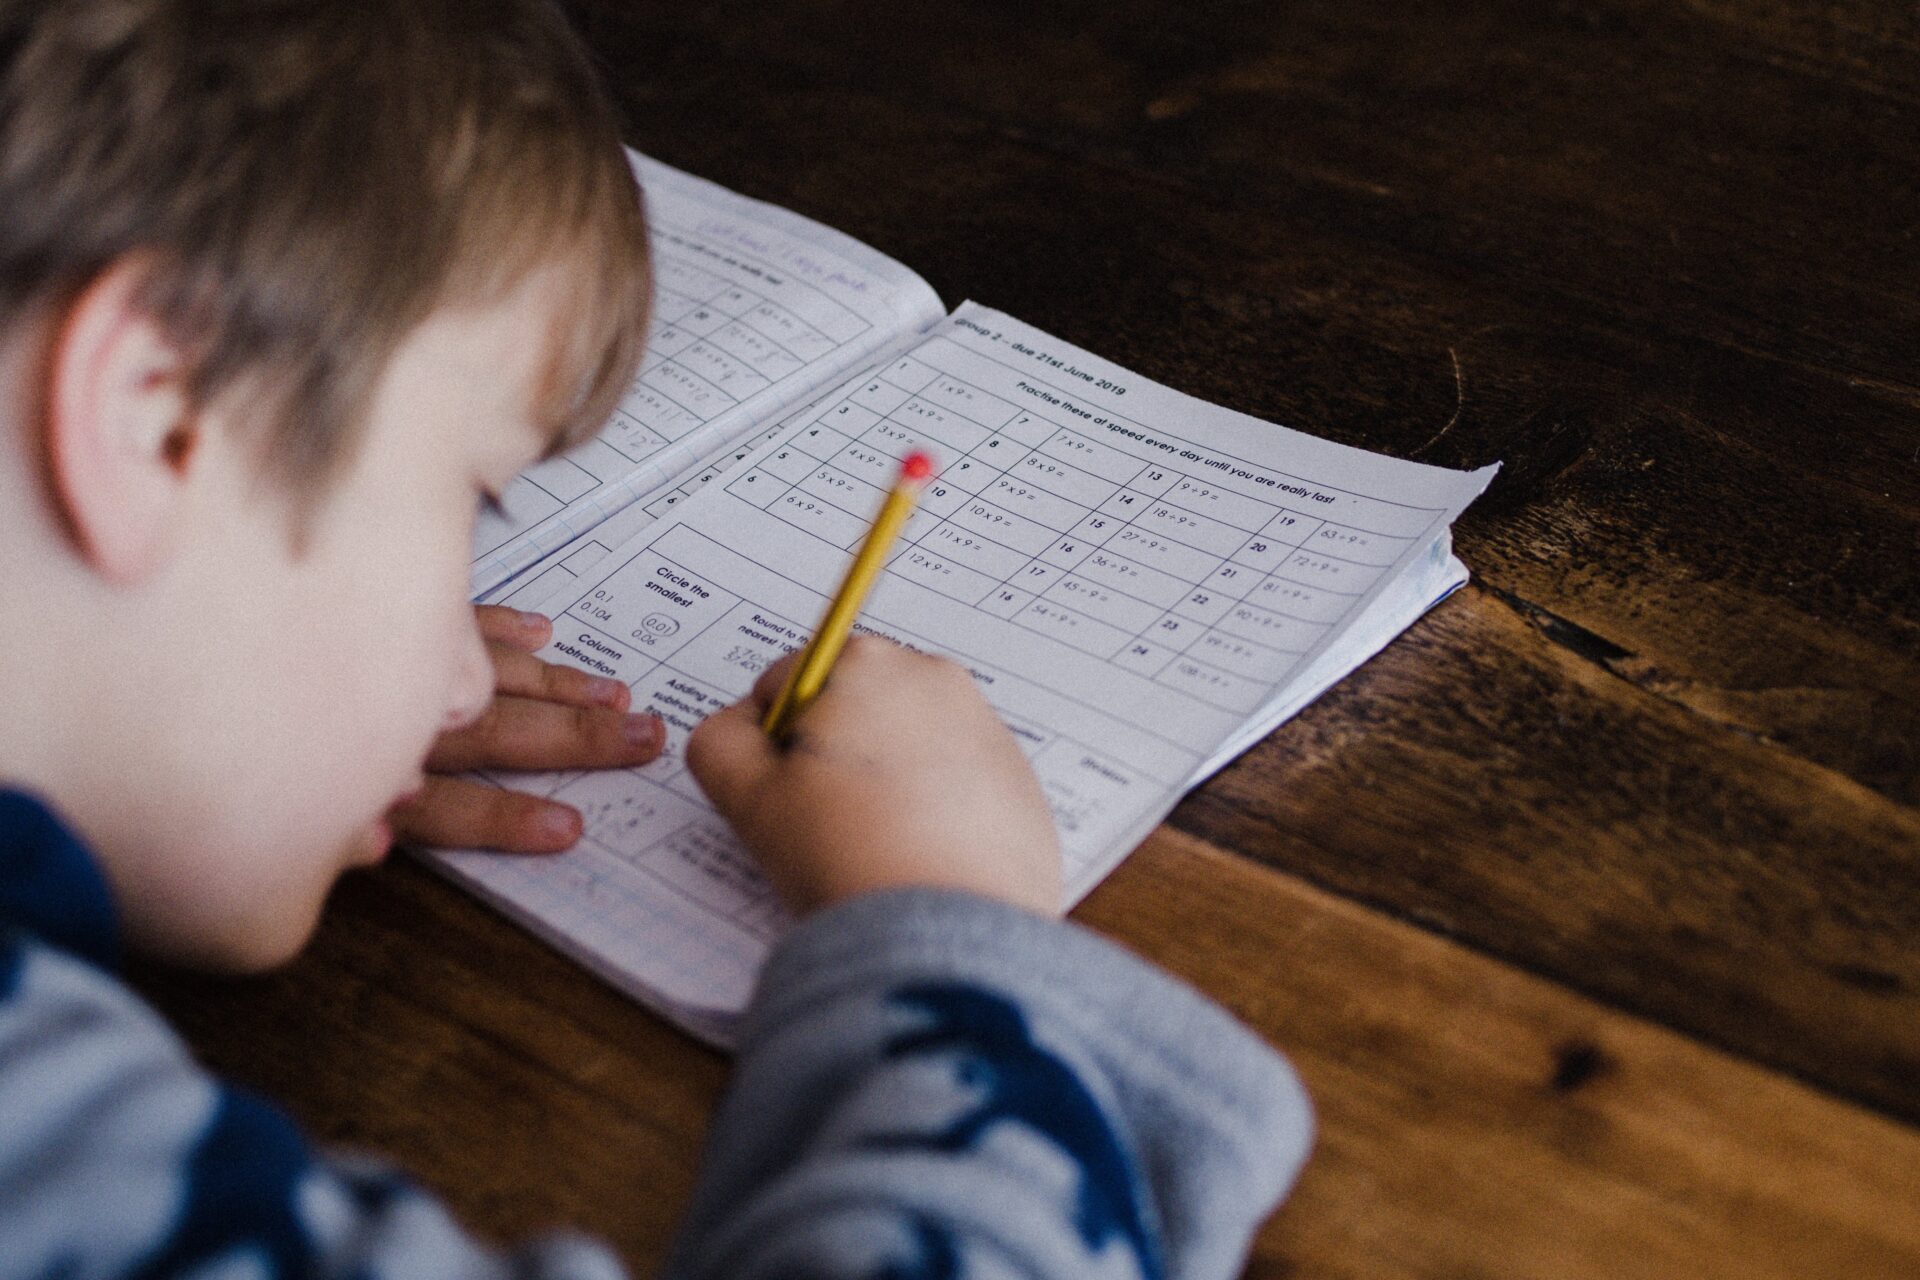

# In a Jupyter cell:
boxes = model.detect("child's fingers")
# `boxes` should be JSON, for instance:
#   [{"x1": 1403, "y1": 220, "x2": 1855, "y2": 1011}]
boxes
[
  {"x1": 476, "y1": 605, "x2": 553, "y2": 653},
  {"x1": 390, "y1": 775, "x2": 582, "y2": 853},
  {"x1": 425, "y1": 697, "x2": 663, "y2": 772},
  {"x1": 685, "y1": 698, "x2": 780, "y2": 820},
  {"x1": 487, "y1": 643, "x2": 631, "y2": 711}
]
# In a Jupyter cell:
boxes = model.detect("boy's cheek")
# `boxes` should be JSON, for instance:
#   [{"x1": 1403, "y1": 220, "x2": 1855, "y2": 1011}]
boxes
[
  {"x1": 121, "y1": 848, "x2": 341, "y2": 973},
  {"x1": 201, "y1": 888, "x2": 333, "y2": 974}
]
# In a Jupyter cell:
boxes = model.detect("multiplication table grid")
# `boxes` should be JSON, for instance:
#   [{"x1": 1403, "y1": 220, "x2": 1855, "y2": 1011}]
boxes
[
  {"x1": 641, "y1": 243, "x2": 869, "y2": 425},
  {"x1": 725, "y1": 349, "x2": 1428, "y2": 715}
]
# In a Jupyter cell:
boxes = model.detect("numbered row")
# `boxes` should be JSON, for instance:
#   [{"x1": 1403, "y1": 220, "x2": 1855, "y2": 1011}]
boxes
[
  {"x1": 974, "y1": 585, "x2": 1298, "y2": 714},
  {"x1": 652, "y1": 249, "x2": 871, "y2": 348},
  {"x1": 783, "y1": 411, "x2": 1417, "y2": 568},
  {"x1": 728, "y1": 459, "x2": 1394, "y2": 602},
  {"x1": 648, "y1": 320, "x2": 806, "y2": 384}
]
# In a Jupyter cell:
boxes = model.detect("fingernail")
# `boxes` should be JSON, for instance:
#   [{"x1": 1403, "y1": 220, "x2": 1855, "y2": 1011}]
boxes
[
  {"x1": 625, "y1": 713, "x2": 663, "y2": 750},
  {"x1": 539, "y1": 805, "x2": 581, "y2": 845},
  {"x1": 587, "y1": 676, "x2": 629, "y2": 708}
]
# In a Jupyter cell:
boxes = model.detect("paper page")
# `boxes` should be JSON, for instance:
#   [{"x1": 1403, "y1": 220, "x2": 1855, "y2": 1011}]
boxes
[
  {"x1": 482, "y1": 343, "x2": 929, "y2": 615},
  {"x1": 430, "y1": 304, "x2": 1496, "y2": 1043},
  {"x1": 480, "y1": 414, "x2": 792, "y2": 614},
  {"x1": 1191, "y1": 535, "x2": 1467, "y2": 782},
  {"x1": 469, "y1": 152, "x2": 945, "y2": 597}
]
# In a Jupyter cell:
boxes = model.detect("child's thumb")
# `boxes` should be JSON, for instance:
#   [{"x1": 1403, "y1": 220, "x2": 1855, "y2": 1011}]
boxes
[{"x1": 684, "y1": 698, "x2": 778, "y2": 820}]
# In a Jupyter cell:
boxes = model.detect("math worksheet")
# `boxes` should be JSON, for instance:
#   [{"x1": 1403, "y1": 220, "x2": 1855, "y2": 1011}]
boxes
[
  {"x1": 435, "y1": 304, "x2": 1495, "y2": 1043},
  {"x1": 469, "y1": 156, "x2": 943, "y2": 596}
]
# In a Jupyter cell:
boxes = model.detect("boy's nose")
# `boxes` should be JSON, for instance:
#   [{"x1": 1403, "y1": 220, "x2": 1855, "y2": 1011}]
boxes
[{"x1": 442, "y1": 617, "x2": 494, "y2": 732}]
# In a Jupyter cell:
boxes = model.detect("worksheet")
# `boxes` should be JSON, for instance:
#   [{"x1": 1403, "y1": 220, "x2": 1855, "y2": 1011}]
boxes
[
  {"x1": 484, "y1": 352, "x2": 920, "y2": 614},
  {"x1": 433, "y1": 305, "x2": 1496, "y2": 1043},
  {"x1": 469, "y1": 156, "x2": 943, "y2": 596}
]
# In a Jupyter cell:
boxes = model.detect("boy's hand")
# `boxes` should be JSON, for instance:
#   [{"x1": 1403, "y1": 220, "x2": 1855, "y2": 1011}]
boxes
[
  {"x1": 389, "y1": 607, "x2": 663, "y2": 852},
  {"x1": 687, "y1": 636, "x2": 1062, "y2": 917}
]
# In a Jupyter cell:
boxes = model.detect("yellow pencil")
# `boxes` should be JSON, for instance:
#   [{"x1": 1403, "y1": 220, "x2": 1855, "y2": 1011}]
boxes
[{"x1": 763, "y1": 450, "x2": 936, "y2": 740}]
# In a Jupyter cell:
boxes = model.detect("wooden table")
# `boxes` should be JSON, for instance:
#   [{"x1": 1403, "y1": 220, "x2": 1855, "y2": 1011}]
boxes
[{"x1": 133, "y1": 2, "x2": 1920, "y2": 1275}]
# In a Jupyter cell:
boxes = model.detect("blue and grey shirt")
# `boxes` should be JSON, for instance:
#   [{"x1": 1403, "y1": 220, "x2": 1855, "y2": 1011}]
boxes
[{"x1": 0, "y1": 788, "x2": 1312, "y2": 1278}]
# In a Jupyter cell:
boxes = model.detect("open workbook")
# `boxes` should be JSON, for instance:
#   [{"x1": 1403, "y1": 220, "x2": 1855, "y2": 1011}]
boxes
[{"x1": 429, "y1": 152, "x2": 1498, "y2": 1046}]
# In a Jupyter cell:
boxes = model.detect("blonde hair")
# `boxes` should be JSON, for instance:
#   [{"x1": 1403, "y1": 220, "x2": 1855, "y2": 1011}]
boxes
[{"x1": 0, "y1": 0, "x2": 650, "y2": 489}]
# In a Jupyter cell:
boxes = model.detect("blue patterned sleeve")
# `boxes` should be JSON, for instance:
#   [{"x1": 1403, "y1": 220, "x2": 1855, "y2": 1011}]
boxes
[
  {"x1": 1, "y1": 781, "x2": 1306, "y2": 1280},
  {"x1": 0, "y1": 925, "x2": 626, "y2": 1280},
  {"x1": 661, "y1": 889, "x2": 1313, "y2": 1280}
]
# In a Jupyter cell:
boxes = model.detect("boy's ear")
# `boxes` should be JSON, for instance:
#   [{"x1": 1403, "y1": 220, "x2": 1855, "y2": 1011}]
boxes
[{"x1": 42, "y1": 258, "x2": 200, "y2": 584}]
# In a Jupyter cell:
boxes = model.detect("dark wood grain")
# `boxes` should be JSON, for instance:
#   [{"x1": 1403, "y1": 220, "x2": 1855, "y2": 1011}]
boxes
[
  {"x1": 566, "y1": 0, "x2": 1919, "y2": 802},
  {"x1": 135, "y1": 831, "x2": 1920, "y2": 1279},
  {"x1": 1177, "y1": 584, "x2": 1920, "y2": 1116},
  {"x1": 555, "y1": 0, "x2": 1920, "y2": 1108},
  {"x1": 133, "y1": 2, "x2": 1919, "y2": 1277},
  {"x1": 1078, "y1": 828, "x2": 1920, "y2": 1280}
]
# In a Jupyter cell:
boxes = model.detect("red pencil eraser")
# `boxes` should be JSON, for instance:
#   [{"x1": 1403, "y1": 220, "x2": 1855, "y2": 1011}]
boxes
[{"x1": 901, "y1": 451, "x2": 935, "y2": 481}]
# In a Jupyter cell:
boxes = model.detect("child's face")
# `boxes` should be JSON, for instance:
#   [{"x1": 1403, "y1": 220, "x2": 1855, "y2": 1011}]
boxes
[{"x1": 116, "y1": 268, "x2": 571, "y2": 969}]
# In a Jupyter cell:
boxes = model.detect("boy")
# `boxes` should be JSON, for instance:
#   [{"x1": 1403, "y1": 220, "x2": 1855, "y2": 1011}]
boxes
[{"x1": 0, "y1": 2, "x2": 1312, "y2": 1277}]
